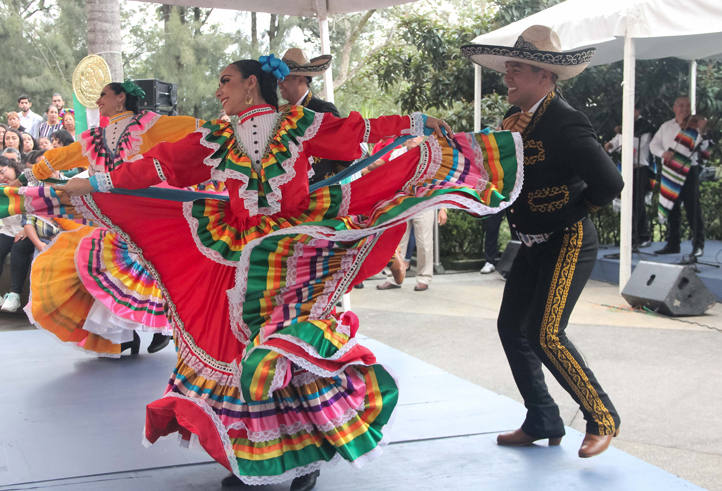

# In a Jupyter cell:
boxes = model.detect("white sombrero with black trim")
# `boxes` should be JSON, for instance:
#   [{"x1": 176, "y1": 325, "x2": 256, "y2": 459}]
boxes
[
  {"x1": 281, "y1": 48, "x2": 333, "y2": 77},
  {"x1": 461, "y1": 25, "x2": 595, "y2": 80}
]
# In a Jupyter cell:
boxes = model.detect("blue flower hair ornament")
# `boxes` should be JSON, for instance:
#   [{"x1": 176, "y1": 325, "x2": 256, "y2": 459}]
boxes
[
  {"x1": 120, "y1": 80, "x2": 146, "y2": 99},
  {"x1": 259, "y1": 54, "x2": 290, "y2": 81}
]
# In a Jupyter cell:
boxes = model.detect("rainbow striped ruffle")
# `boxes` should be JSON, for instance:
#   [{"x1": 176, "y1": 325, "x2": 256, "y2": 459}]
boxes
[
  {"x1": 2, "y1": 129, "x2": 524, "y2": 484},
  {"x1": 77, "y1": 228, "x2": 169, "y2": 331}
]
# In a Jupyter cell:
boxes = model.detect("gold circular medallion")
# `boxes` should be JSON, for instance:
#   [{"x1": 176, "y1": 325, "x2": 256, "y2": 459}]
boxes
[{"x1": 72, "y1": 55, "x2": 112, "y2": 109}]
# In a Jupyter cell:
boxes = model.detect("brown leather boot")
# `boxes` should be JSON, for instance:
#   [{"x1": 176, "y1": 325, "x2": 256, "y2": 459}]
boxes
[
  {"x1": 578, "y1": 427, "x2": 620, "y2": 458},
  {"x1": 497, "y1": 428, "x2": 562, "y2": 447}
]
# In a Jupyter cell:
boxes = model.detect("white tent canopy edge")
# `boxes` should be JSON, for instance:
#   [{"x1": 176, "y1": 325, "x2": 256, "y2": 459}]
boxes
[{"x1": 134, "y1": 0, "x2": 417, "y2": 103}]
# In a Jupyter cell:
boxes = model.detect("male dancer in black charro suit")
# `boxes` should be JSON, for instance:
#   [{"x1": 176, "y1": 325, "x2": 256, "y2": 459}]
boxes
[
  {"x1": 462, "y1": 25, "x2": 624, "y2": 458},
  {"x1": 278, "y1": 48, "x2": 350, "y2": 186}
]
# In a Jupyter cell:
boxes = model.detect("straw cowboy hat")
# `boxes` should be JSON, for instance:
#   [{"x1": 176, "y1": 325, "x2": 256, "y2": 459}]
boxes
[
  {"x1": 281, "y1": 49, "x2": 333, "y2": 77},
  {"x1": 460, "y1": 25, "x2": 595, "y2": 80}
]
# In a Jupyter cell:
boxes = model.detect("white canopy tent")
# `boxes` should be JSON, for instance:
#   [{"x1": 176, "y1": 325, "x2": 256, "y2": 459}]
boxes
[
  {"x1": 470, "y1": 0, "x2": 722, "y2": 293},
  {"x1": 135, "y1": 0, "x2": 417, "y2": 103}
]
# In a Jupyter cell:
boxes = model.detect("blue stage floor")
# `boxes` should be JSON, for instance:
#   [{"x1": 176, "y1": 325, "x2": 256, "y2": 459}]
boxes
[
  {"x1": 592, "y1": 240, "x2": 722, "y2": 302},
  {"x1": 0, "y1": 330, "x2": 707, "y2": 490}
]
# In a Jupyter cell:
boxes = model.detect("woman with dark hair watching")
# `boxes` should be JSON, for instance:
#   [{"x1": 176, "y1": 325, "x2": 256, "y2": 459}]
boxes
[
  {"x1": 23, "y1": 149, "x2": 46, "y2": 169},
  {"x1": 0, "y1": 157, "x2": 35, "y2": 313},
  {"x1": 3, "y1": 129, "x2": 24, "y2": 162},
  {"x1": 50, "y1": 129, "x2": 75, "y2": 148},
  {"x1": 6, "y1": 80, "x2": 205, "y2": 359},
  {"x1": 50, "y1": 57, "x2": 521, "y2": 490},
  {"x1": 0, "y1": 123, "x2": 8, "y2": 150},
  {"x1": 36, "y1": 105, "x2": 62, "y2": 139},
  {"x1": 21, "y1": 132, "x2": 38, "y2": 154},
  {"x1": 37, "y1": 136, "x2": 52, "y2": 151}
]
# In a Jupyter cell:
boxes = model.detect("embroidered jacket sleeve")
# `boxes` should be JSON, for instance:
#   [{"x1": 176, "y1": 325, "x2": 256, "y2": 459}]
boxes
[
  {"x1": 102, "y1": 132, "x2": 213, "y2": 190},
  {"x1": 303, "y1": 111, "x2": 425, "y2": 162},
  {"x1": 560, "y1": 110, "x2": 624, "y2": 208}
]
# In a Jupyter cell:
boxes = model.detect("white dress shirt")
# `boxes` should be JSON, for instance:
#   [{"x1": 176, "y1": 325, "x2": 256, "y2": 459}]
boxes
[
  {"x1": 650, "y1": 118, "x2": 702, "y2": 165},
  {"x1": 19, "y1": 110, "x2": 43, "y2": 138},
  {"x1": 607, "y1": 131, "x2": 652, "y2": 167},
  {"x1": 295, "y1": 90, "x2": 310, "y2": 106}
]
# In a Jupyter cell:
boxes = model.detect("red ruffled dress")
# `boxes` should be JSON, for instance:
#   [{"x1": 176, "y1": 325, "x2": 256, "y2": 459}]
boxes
[{"x1": 12, "y1": 104, "x2": 523, "y2": 484}]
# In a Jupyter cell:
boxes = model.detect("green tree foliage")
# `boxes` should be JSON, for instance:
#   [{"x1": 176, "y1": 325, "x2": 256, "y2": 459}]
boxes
[
  {"x1": 370, "y1": 12, "x2": 507, "y2": 131},
  {"x1": 0, "y1": 0, "x2": 86, "y2": 116},
  {"x1": 122, "y1": 4, "x2": 236, "y2": 120},
  {"x1": 367, "y1": 0, "x2": 722, "y2": 251}
]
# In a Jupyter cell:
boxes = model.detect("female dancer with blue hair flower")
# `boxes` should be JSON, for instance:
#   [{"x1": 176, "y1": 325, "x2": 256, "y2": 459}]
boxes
[{"x1": 25, "y1": 56, "x2": 525, "y2": 490}]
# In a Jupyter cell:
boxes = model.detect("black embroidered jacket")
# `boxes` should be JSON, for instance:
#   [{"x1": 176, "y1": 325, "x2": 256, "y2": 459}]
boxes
[
  {"x1": 505, "y1": 92, "x2": 624, "y2": 235},
  {"x1": 299, "y1": 91, "x2": 351, "y2": 185}
]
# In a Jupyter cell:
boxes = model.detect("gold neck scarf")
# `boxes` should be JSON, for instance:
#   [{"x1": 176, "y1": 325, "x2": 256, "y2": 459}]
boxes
[{"x1": 502, "y1": 111, "x2": 533, "y2": 134}]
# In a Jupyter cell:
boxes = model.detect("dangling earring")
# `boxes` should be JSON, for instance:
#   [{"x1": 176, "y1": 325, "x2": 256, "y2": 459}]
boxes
[
  {"x1": 116, "y1": 104, "x2": 123, "y2": 112},
  {"x1": 245, "y1": 91, "x2": 253, "y2": 106}
]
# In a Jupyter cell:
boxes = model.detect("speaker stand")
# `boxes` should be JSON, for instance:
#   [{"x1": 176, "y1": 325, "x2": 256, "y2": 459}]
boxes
[{"x1": 678, "y1": 254, "x2": 719, "y2": 271}]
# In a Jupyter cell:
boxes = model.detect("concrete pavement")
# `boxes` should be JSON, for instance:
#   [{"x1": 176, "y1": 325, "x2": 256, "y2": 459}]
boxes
[
  {"x1": 353, "y1": 271, "x2": 722, "y2": 491},
  {"x1": 2, "y1": 271, "x2": 720, "y2": 489}
]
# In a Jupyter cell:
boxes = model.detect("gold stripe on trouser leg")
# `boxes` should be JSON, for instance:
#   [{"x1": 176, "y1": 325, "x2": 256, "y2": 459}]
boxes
[{"x1": 539, "y1": 221, "x2": 616, "y2": 435}]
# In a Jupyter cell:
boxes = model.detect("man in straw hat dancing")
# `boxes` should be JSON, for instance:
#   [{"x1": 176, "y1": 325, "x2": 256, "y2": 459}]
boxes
[
  {"x1": 279, "y1": 48, "x2": 350, "y2": 186},
  {"x1": 462, "y1": 25, "x2": 623, "y2": 458}
]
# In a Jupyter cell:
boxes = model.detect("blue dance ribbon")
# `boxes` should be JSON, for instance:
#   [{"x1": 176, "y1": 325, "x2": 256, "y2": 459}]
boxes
[
  {"x1": 108, "y1": 128, "x2": 443, "y2": 200},
  {"x1": 259, "y1": 54, "x2": 290, "y2": 81},
  {"x1": 309, "y1": 126, "x2": 439, "y2": 192}
]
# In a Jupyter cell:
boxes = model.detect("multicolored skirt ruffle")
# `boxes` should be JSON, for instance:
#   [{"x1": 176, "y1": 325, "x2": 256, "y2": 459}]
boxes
[
  {"x1": 1, "y1": 184, "x2": 173, "y2": 357},
  {"x1": 0, "y1": 130, "x2": 523, "y2": 483}
]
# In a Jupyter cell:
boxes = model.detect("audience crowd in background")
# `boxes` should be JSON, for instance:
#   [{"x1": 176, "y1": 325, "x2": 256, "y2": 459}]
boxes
[{"x1": 0, "y1": 93, "x2": 74, "y2": 313}]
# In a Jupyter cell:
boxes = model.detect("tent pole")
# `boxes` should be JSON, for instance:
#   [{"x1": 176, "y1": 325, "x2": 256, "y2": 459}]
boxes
[
  {"x1": 619, "y1": 35, "x2": 636, "y2": 294},
  {"x1": 689, "y1": 60, "x2": 697, "y2": 115},
  {"x1": 318, "y1": 17, "x2": 335, "y2": 104},
  {"x1": 474, "y1": 65, "x2": 482, "y2": 132}
]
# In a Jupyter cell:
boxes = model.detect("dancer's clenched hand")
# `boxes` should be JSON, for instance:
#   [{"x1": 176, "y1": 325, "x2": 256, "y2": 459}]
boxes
[
  {"x1": 52, "y1": 178, "x2": 95, "y2": 197},
  {"x1": 425, "y1": 117, "x2": 454, "y2": 139}
]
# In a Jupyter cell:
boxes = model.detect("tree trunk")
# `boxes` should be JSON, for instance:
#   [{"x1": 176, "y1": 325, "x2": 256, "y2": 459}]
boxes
[
  {"x1": 268, "y1": 14, "x2": 278, "y2": 48},
  {"x1": 251, "y1": 12, "x2": 258, "y2": 56},
  {"x1": 335, "y1": 10, "x2": 375, "y2": 89},
  {"x1": 87, "y1": 0, "x2": 123, "y2": 81}
]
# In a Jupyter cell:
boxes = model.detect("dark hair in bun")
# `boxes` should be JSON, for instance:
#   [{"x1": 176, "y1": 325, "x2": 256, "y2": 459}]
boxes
[
  {"x1": 106, "y1": 83, "x2": 141, "y2": 114},
  {"x1": 230, "y1": 60, "x2": 279, "y2": 109}
]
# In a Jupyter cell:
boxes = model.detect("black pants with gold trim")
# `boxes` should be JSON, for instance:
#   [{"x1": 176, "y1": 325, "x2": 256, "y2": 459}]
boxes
[{"x1": 497, "y1": 217, "x2": 619, "y2": 437}]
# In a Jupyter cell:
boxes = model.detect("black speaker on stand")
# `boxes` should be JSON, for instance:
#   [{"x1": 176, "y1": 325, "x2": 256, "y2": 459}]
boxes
[
  {"x1": 135, "y1": 79, "x2": 178, "y2": 116},
  {"x1": 622, "y1": 261, "x2": 716, "y2": 316},
  {"x1": 496, "y1": 240, "x2": 521, "y2": 279}
]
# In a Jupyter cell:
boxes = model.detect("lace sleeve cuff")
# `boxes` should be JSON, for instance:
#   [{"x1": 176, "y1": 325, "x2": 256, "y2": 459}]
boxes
[
  {"x1": 153, "y1": 159, "x2": 167, "y2": 182},
  {"x1": 89, "y1": 173, "x2": 114, "y2": 193},
  {"x1": 20, "y1": 169, "x2": 38, "y2": 185},
  {"x1": 401, "y1": 112, "x2": 426, "y2": 137},
  {"x1": 362, "y1": 118, "x2": 371, "y2": 143}
]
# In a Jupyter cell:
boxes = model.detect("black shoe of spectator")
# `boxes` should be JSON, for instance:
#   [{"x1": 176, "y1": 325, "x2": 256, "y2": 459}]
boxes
[{"x1": 654, "y1": 244, "x2": 680, "y2": 255}]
